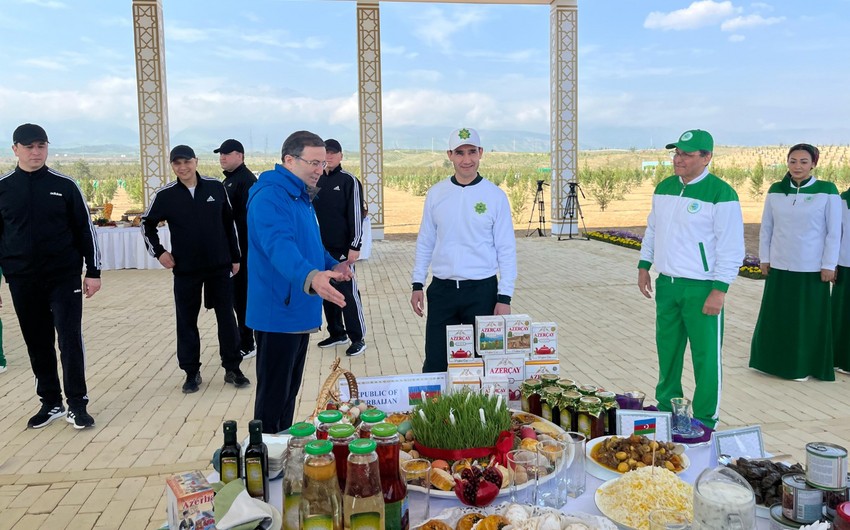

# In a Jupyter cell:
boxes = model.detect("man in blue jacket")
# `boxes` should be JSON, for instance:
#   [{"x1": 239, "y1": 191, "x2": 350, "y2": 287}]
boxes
[{"x1": 247, "y1": 130, "x2": 352, "y2": 433}]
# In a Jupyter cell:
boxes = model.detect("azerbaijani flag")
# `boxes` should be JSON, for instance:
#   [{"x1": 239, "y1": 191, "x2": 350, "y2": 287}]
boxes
[{"x1": 634, "y1": 418, "x2": 656, "y2": 436}]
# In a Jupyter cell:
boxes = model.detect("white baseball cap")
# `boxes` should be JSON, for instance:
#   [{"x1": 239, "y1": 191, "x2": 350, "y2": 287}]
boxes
[{"x1": 448, "y1": 128, "x2": 482, "y2": 150}]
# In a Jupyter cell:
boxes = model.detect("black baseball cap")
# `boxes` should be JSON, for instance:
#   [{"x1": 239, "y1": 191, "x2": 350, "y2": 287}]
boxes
[
  {"x1": 213, "y1": 139, "x2": 244, "y2": 154},
  {"x1": 325, "y1": 139, "x2": 342, "y2": 153},
  {"x1": 169, "y1": 145, "x2": 196, "y2": 162},
  {"x1": 13, "y1": 123, "x2": 49, "y2": 145}
]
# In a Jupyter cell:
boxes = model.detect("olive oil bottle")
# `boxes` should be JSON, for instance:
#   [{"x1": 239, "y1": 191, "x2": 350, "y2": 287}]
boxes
[
  {"x1": 244, "y1": 419, "x2": 269, "y2": 501},
  {"x1": 218, "y1": 420, "x2": 242, "y2": 484}
]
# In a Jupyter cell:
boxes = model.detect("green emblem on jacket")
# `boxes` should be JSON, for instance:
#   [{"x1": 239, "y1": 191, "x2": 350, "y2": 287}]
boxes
[{"x1": 474, "y1": 202, "x2": 487, "y2": 214}]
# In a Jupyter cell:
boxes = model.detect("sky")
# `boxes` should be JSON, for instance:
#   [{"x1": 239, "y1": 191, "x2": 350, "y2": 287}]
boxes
[{"x1": 1, "y1": 0, "x2": 849, "y2": 151}]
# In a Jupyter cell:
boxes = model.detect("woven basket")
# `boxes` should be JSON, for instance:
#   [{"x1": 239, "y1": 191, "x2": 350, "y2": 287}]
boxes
[{"x1": 310, "y1": 358, "x2": 359, "y2": 420}]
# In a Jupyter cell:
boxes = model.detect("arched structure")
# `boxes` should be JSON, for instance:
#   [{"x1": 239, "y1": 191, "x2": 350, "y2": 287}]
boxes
[{"x1": 132, "y1": 0, "x2": 579, "y2": 237}]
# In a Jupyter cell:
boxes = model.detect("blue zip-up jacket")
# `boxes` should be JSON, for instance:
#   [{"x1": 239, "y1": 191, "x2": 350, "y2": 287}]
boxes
[{"x1": 246, "y1": 163, "x2": 337, "y2": 333}]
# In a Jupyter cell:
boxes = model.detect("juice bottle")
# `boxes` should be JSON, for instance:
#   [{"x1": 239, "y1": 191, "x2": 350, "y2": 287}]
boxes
[
  {"x1": 301, "y1": 440, "x2": 343, "y2": 530},
  {"x1": 283, "y1": 422, "x2": 317, "y2": 530},
  {"x1": 356, "y1": 409, "x2": 386, "y2": 439},
  {"x1": 343, "y1": 439, "x2": 384, "y2": 530},
  {"x1": 372, "y1": 423, "x2": 409, "y2": 530},
  {"x1": 218, "y1": 420, "x2": 241, "y2": 484},
  {"x1": 329, "y1": 423, "x2": 356, "y2": 492},
  {"x1": 245, "y1": 419, "x2": 269, "y2": 501},
  {"x1": 317, "y1": 410, "x2": 344, "y2": 440}
]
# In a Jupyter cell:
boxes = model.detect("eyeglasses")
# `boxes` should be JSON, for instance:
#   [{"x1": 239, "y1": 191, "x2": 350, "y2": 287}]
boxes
[
  {"x1": 293, "y1": 155, "x2": 327, "y2": 169},
  {"x1": 669, "y1": 150, "x2": 702, "y2": 160}
]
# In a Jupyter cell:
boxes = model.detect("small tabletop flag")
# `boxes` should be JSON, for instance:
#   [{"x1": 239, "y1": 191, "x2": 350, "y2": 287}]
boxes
[{"x1": 634, "y1": 417, "x2": 656, "y2": 436}]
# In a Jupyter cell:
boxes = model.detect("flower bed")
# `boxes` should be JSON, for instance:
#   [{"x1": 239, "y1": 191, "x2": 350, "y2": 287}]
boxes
[{"x1": 586, "y1": 230, "x2": 764, "y2": 280}]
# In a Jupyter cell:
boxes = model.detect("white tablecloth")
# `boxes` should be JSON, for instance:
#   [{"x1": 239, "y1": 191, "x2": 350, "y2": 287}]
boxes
[
  {"x1": 210, "y1": 443, "x2": 773, "y2": 529},
  {"x1": 96, "y1": 226, "x2": 170, "y2": 271}
]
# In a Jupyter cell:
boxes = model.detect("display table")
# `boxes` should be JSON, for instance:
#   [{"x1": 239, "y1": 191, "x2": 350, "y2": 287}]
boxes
[
  {"x1": 210, "y1": 443, "x2": 773, "y2": 529},
  {"x1": 96, "y1": 226, "x2": 170, "y2": 271}
]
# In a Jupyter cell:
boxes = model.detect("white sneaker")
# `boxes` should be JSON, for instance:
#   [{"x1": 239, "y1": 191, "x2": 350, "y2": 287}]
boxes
[
  {"x1": 835, "y1": 367, "x2": 850, "y2": 375},
  {"x1": 240, "y1": 348, "x2": 256, "y2": 360},
  {"x1": 0, "y1": 365, "x2": 6, "y2": 374},
  {"x1": 793, "y1": 376, "x2": 810, "y2": 382}
]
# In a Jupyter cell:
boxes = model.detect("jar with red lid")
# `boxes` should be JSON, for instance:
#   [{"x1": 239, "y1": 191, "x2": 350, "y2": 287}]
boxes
[{"x1": 836, "y1": 501, "x2": 850, "y2": 530}]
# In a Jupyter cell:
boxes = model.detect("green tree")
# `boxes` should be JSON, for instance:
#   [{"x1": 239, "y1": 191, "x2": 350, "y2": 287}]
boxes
[
  {"x1": 749, "y1": 156, "x2": 765, "y2": 200},
  {"x1": 581, "y1": 164, "x2": 632, "y2": 212}
]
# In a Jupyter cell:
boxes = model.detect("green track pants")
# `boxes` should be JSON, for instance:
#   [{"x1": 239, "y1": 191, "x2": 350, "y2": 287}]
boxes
[{"x1": 655, "y1": 274, "x2": 723, "y2": 429}]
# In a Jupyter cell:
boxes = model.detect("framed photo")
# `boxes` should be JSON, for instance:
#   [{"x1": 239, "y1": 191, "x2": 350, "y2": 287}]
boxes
[
  {"x1": 711, "y1": 426, "x2": 765, "y2": 460},
  {"x1": 616, "y1": 410, "x2": 673, "y2": 442}
]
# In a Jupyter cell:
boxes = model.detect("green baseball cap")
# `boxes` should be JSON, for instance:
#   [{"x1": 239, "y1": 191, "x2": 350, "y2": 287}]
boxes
[{"x1": 665, "y1": 129, "x2": 714, "y2": 153}]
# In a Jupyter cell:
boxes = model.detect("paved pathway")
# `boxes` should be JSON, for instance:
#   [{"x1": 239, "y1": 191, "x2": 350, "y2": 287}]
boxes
[{"x1": 0, "y1": 236, "x2": 847, "y2": 529}]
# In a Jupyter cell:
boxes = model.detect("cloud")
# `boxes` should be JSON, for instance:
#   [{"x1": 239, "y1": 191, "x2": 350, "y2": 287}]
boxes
[
  {"x1": 0, "y1": 76, "x2": 137, "y2": 123},
  {"x1": 728, "y1": 34, "x2": 746, "y2": 42},
  {"x1": 98, "y1": 16, "x2": 131, "y2": 28},
  {"x1": 720, "y1": 14, "x2": 784, "y2": 31},
  {"x1": 21, "y1": 0, "x2": 67, "y2": 8},
  {"x1": 413, "y1": 7, "x2": 486, "y2": 50},
  {"x1": 20, "y1": 58, "x2": 67, "y2": 71},
  {"x1": 383, "y1": 44, "x2": 419, "y2": 60},
  {"x1": 462, "y1": 49, "x2": 540, "y2": 63},
  {"x1": 213, "y1": 47, "x2": 278, "y2": 62},
  {"x1": 644, "y1": 0, "x2": 741, "y2": 31},
  {"x1": 165, "y1": 23, "x2": 209, "y2": 43},
  {"x1": 241, "y1": 31, "x2": 286, "y2": 47},
  {"x1": 310, "y1": 60, "x2": 350, "y2": 74}
]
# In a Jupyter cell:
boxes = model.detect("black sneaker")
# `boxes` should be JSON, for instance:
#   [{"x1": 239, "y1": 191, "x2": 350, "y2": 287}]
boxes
[
  {"x1": 182, "y1": 371, "x2": 202, "y2": 394},
  {"x1": 66, "y1": 408, "x2": 95, "y2": 430},
  {"x1": 318, "y1": 335, "x2": 348, "y2": 348},
  {"x1": 27, "y1": 403, "x2": 66, "y2": 429},
  {"x1": 224, "y1": 369, "x2": 251, "y2": 388},
  {"x1": 345, "y1": 340, "x2": 367, "y2": 357},
  {"x1": 240, "y1": 348, "x2": 257, "y2": 360}
]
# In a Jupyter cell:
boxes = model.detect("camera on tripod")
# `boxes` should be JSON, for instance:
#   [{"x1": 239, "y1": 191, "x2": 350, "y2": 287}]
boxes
[
  {"x1": 559, "y1": 181, "x2": 589, "y2": 241},
  {"x1": 526, "y1": 180, "x2": 549, "y2": 237}
]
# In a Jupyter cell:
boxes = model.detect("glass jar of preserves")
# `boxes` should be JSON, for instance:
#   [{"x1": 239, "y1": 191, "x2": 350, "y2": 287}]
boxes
[
  {"x1": 357, "y1": 409, "x2": 386, "y2": 439},
  {"x1": 540, "y1": 386, "x2": 562, "y2": 425},
  {"x1": 558, "y1": 390, "x2": 582, "y2": 432},
  {"x1": 316, "y1": 409, "x2": 344, "y2": 440},
  {"x1": 597, "y1": 391, "x2": 619, "y2": 436},
  {"x1": 577, "y1": 384, "x2": 599, "y2": 397},
  {"x1": 521, "y1": 378, "x2": 544, "y2": 416},
  {"x1": 576, "y1": 396, "x2": 604, "y2": 440},
  {"x1": 556, "y1": 378, "x2": 577, "y2": 392},
  {"x1": 539, "y1": 374, "x2": 559, "y2": 387},
  {"x1": 328, "y1": 423, "x2": 356, "y2": 492}
]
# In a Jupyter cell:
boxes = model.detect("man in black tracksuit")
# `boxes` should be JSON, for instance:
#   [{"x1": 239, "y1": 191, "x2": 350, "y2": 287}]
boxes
[
  {"x1": 215, "y1": 139, "x2": 257, "y2": 359},
  {"x1": 0, "y1": 123, "x2": 101, "y2": 430},
  {"x1": 141, "y1": 145, "x2": 250, "y2": 393},
  {"x1": 313, "y1": 139, "x2": 367, "y2": 357}
]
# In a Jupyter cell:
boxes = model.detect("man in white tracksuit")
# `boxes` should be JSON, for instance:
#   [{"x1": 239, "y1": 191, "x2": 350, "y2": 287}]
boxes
[
  {"x1": 637, "y1": 129, "x2": 745, "y2": 429},
  {"x1": 410, "y1": 128, "x2": 517, "y2": 373}
]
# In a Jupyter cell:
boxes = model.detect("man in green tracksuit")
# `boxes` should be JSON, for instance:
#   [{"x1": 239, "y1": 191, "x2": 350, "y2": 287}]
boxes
[{"x1": 637, "y1": 129, "x2": 744, "y2": 430}]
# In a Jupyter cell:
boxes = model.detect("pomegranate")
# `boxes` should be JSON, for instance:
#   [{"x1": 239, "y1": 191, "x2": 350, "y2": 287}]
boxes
[{"x1": 453, "y1": 465, "x2": 503, "y2": 507}]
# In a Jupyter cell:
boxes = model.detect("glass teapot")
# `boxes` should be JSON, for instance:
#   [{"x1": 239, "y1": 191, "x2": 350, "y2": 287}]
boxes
[{"x1": 691, "y1": 466, "x2": 756, "y2": 529}]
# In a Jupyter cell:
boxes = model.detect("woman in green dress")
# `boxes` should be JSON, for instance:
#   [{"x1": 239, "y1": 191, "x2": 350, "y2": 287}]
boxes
[
  {"x1": 749, "y1": 144, "x2": 841, "y2": 381},
  {"x1": 831, "y1": 185, "x2": 850, "y2": 375}
]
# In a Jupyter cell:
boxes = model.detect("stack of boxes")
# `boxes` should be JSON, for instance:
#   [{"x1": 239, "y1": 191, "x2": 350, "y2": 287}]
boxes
[{"x1": 446, "y1": 315, "x2": 559, "y2": 408}]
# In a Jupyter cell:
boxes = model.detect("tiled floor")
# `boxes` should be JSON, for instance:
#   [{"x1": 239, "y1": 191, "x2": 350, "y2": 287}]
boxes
[{"x1": 0, "y1": 236, "x2": 846, "y2": 529}]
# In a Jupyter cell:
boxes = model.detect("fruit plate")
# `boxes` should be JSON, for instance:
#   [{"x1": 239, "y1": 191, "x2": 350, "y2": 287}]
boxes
[
  {"x1": 412, "y1": 501, "x2": 618, "y2": 530},
  {"x1": 585, "y1": 435, "x2": 689, "y2": 482},
  {"x1": 407, "y1": 411, "x2": 568, "y2": 500}
]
